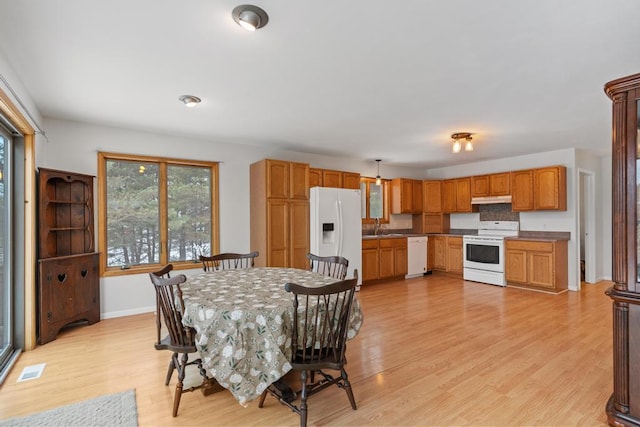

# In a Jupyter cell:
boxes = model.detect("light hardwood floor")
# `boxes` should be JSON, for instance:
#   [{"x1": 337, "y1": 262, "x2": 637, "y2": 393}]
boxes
[{"x1": 0, "y1": 274, "x2": 612, "y2": 426}]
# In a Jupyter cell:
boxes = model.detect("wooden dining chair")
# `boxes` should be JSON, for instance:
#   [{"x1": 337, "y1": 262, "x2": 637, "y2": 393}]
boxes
[
  {"x1": 306, "y1": 252, "x2": 349, "y2": 280},
  {"x1": 199, "y1": 251, "x2": 259, "y2": 272},
  {"x1": 149, "y1": 271, "x2": 212, "y2": 417},
  {"x1": 258, "y1": 270, "x2": 359, "y2": 427}
]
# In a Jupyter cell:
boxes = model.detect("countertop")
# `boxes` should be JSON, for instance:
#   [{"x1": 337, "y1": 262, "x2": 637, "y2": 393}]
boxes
[{"x1": 362, "y1": 229, "x2": 570, "y2": 241}]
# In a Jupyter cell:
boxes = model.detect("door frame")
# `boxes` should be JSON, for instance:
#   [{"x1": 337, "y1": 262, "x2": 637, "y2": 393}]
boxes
[{"x1": 578, "y1": 169, "x2": 596, "y2": 285}]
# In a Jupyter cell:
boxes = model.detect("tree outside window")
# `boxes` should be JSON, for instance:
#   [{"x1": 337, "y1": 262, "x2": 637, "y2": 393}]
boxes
[{"x1": 98, "y1": 153, "x2": 219, "y2": 275}]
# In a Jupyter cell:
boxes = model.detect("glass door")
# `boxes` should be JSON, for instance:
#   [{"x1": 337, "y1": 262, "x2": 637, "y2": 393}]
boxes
[{"x1": 0, "y1": 124, "x2": 12, "y2": 375}]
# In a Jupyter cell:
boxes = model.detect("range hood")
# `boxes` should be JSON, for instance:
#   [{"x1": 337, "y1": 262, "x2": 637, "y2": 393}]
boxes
[{"x1": 471, "y1": 195, "x2": 513, "y2": 205}]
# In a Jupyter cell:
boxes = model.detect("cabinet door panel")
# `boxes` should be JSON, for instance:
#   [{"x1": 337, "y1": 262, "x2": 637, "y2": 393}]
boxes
[
  {"x1": 528, "y1": 251, "x2": 554, "y2": 288},
  {"x1": 309, "y1": 168, "x2": 322, "y2": 188},
  {"x1": 322, "y1": 170, "x2": 342, "y2": 188},
  {"x1": 289, "y1": 201, "x2": 309, "y2": 269},
  {"x1": 490, "y1": 173, "x2": 510, "y2": 195},
  {"x1": 289, "y1": 162, "x2": 309, "y2": 200},
  {"x1": 395, "y1": 247, "x2": 408, "y2": 276},
  {"x1": 511, "y1": 170, "x2": 534, "y2": 211},
  {"x1": 342, "y1": 172, "x2": 361, "y2": 189},
  {"x1": 379, "y1": 248, "x2": 395, "y2": 278},
  {"x1": 267, "y1": 200, "x2": 288, "y2": 267},
  {"x1": 267, "y1": 160, "x2": 289, "y2": 199},
  {"x1": 534, "y1": 167, "x2": 566, "y2": 210},
  {"x1": 423, "y1": 181, "x2": 442, "y2": 213},
  {"x1": 362, "y1": 248, "x2": 379, "y2": 282},
  {"x1": 433, "y1": 237, "x2": 447, "y2": 270},
  {"x1": 455, "y1": 178, "x2": 472, "y2": 212},
  {"x1": 505, "y1": 249, "x2": 527, "y2": 283},
  {"x1": 471, "y1": 175, "x2": 490, "y2": 197},
  {"x1": 412, "y1": 180, "x2": 423, "y2": 213},
  {"x1": 446, "y1": 237, "x2": 463, "y2": 273},
  {"x1": 441, "y1": 180, "x2": 456, "y2": 213}
]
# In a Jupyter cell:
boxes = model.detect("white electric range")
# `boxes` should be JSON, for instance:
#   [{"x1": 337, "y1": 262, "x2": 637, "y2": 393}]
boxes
[{"x1": 462, "y1": 221, "x2": 519, "y2": 287}]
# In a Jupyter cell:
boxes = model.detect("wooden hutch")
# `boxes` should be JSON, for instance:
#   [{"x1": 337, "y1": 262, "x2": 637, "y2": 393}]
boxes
[
  {"x1": 37, "y1": 168, "x2": 100, "y2": 344},
  {"x1": 605, "y1": 72, "x2": 640, "y2": 426}
]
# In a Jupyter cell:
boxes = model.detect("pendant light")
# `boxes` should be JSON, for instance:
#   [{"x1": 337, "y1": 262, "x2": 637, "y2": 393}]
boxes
[{"x1": 375, "y1": 159, "x2": 382, "y2": 185}]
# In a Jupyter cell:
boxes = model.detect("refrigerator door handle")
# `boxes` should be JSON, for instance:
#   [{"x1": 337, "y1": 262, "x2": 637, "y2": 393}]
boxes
[{"x1": 336, "y1": 199, "x2": 344, "y2": 257}]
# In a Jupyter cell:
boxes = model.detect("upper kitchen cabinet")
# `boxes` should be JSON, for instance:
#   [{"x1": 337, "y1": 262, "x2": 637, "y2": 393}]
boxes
[
  {"x1": 471, "y1": 173, "x2": 510, "y2": 197},
  {"x1": 511, "y1": 166, "x2": 566, "y2": 211},
  {"x1": 423, "y1": 180, "x2": 442, "y2": 213},
  {"x1": 309, "y1": 168, "x2": 360, "y2": 189},
  {"x1": 442, "y1": 177, "x2": 475, "y2": 213},
  {"x1": 604, "y1": 72, "x2": 640, "y2": 426},
  {"x1": 250, "y1": 159, "x2": 310, "y2": 269},
  {"x1": 391, "y1": 178, "x2": 422, "y2": 214},
  {"x1": 342, "y1": 172, "x2": 361, "y2": 189},
  {"x1": 534, "y1": 167, "x2": 566, "y2": 210},
  {"x1": 309, "y1": 168, "x2": 322, "y2": 188},
  {"x1": 264, "y1": 159, "x2": 309, "y2": 200}
]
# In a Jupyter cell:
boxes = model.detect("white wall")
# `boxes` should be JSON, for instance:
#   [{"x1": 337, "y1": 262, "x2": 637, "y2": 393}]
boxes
[{"x1": 39, "y1": 118, "x2": 430, "y2": 317}]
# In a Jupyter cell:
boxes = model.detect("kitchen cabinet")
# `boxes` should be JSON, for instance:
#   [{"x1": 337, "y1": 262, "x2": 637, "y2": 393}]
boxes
[
  {"x1": 511, "y1": 166, "x2": 566, "y2": 211},
  {"x1": 361, "y1": 237, "x2": 407, "y2": 282},
  {"x1": 431, "y1": 235, "x2": 447, "y2": 271},
  {"x1": 534, "y1": 167, "x2": 566, "y2": 210},
  {"x1": 379, "y1": 238, "x2": 407, "y2": 279},
  {"x1": 37, "y1": 168, "x2": 100, "y2": 344},
  {"x1": 604, "y1": 72, "x2": 640, "y2": 425},
  {"x1": 471, "y1": 173, "x2": 510, "y2": 197},
  {"x1": 423, "y1": 180, "x2": 442, "y2": 213},
  {"x1": 309, "y1": 168, "x2": 322, "y2": 188},
  {"x1": 342, "y1": 172, "x2": 361, "y2": 189},
  {"x1": 446, "y1": 237, "x2": 463, "y2": 274},
  {"x1": 309, "y1": 168, "x2": 360, "y2": 189},
  {"x1": 250, "y1": 159, "x2": 310, "y2": 269},
  {"x1": 504, "y1": 239, "x2": 567, "y2": 293},
  {"x1": 430, "y1": 235, "x2": 462, "y2": 275},
  {"x1": 510, "y1": 170, "x2": 534, "y2": 211},
  {"x1": 362, "y1": 239, "x2": 379, "y2": 282},
  {"x1": 427, "y1": 237, "x2": 435, "y2": 271},
  {"x1": 442, "y1": 178, "x2": 474, "y2": 213},
  {"x1": 391, "y1": 178, "x2": 422, "y2": 214},
  {"x1": 414, "y1": 213, "x2": 450, "y2": 234}
]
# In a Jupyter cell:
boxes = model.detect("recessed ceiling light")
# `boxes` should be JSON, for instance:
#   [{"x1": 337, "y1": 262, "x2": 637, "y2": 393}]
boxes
[
  {"x1": 232, "y1": 5, "x2": 269, "y2": 31},
  {"x1": 179, "y1": 95, "x2": 201, "y2": 107}
]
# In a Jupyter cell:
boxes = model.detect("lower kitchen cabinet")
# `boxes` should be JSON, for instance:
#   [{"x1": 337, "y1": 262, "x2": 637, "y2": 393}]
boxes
[
  {"x1": 430, "y1": 235, "x2": 462, "y2": 275},
  {"x1": 504, "y1": 239, "x2": 568, "y2": 293},
  {"x1": 362, "y1": 239, "x2": 380, "y2": 282},
  {"x1": 446, "y1": 237, "x2": 463, "y2": 274},
  {"x1": 362, "y1": 237, "x2": 407, "y2": 282}
]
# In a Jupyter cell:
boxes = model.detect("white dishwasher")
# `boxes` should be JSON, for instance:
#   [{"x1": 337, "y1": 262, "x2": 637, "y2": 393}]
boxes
[{"x1": 406, "y1": 236, "x2": 428, "y2": 279}]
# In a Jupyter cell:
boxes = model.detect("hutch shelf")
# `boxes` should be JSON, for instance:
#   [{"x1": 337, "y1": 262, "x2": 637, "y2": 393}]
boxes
[{"x1": 37, "y1": 168, "x2": 100, "y2": 345}]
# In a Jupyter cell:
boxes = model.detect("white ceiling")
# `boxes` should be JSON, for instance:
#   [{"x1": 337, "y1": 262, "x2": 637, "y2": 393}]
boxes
[{"x1": 0, "y1": 1, "x2": 638, "y2": 168}]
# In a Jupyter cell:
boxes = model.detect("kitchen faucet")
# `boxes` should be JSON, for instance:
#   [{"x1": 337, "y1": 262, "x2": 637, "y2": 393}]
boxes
[{"x1": 374, "y1": 217, "x2": 381, "y2": 235}]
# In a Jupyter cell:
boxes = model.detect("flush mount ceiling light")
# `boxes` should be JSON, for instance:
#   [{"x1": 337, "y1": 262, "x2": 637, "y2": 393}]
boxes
[
  {"x1": 375, "y1": 159, "x2": 382, "y2": 185},
  {"x1": 232, "y1": 5, "x2": 269, "y2": 31},
  {"x1": 451, "y1": 132, "x2": 473, "y2": 153},
  {"x1": 179, "y1": 95, "x2": 201, "y2": 107}
]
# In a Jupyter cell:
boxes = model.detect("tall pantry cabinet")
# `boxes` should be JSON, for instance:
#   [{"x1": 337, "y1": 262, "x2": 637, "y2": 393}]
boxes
[
  {"x1": 250, "y1": 159, "x2": 310, "y2": 270},
  {"x1": 37, "y1": 168, "x2": 100, "y2": 345}
]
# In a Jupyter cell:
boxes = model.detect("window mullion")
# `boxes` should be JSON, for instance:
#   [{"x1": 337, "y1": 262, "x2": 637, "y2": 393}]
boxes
[{"x1": 159, "y1": 162, "x2": 168, "y2": 264}]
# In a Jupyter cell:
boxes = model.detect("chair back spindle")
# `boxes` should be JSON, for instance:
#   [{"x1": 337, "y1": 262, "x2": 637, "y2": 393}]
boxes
[{"x1": 199, "y1": 251, "x2": 259, "y2": 272}]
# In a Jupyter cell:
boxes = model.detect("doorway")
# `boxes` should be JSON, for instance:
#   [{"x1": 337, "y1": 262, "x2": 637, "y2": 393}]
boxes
[{"x1": 578, "y1": 169, "x2": 596, "y2": 285}]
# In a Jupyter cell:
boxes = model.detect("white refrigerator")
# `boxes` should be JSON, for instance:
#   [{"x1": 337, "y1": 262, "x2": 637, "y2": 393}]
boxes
[{"x1": 310, "y1": 187, "x2": 362, "y2": 286}]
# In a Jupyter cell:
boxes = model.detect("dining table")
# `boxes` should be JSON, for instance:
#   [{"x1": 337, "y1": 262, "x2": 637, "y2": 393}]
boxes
[{"x1": 180, "y1": 267, "x2": 364, "y2": 406}]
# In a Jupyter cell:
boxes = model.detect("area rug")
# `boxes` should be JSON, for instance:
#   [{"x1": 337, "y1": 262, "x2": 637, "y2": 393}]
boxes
[{"x1": 0, "y1": 389, "x2": 138, "y2": 427}]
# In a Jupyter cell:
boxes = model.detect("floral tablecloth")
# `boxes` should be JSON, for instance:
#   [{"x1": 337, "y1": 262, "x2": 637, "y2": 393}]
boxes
[{"x1": 180, "y1": 267, "x2": 364, "y2": 406}]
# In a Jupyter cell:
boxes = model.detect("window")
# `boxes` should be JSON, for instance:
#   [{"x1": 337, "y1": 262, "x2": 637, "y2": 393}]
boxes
[
  {"x1": 98, "y1": 153, "x2": 219, "y2": 275},
  {"x1": 360, "y1": 177, "x2": 389, "y2": 223}
]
